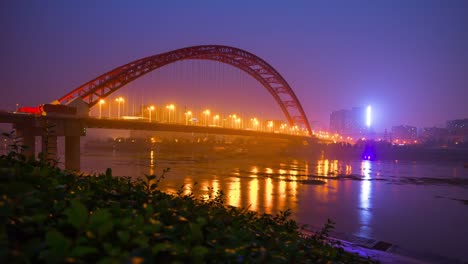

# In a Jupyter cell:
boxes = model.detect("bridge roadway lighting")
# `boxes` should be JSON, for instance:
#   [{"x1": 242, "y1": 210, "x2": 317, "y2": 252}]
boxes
[
  {"x1": 267, "y1": 120, "x2": 274, "y2": 132},
  {"x1": 98, "y1": 99, "x2": 105, "y2": 119},
  {"x1": 185, "y1": 111, "x2": 192, "y2": 125},
  {"x1": 280, "y1": 123, "x2": 287, "y2": 133},
  {"x1": 291, "y1": 125, "x2": 299, "y2": 135},
  {"x1": 148, "y1": 105, "x2": 155, "y2": 122},
  {"x1": 250, "y1": 118, "x2": 259, "y2": 130},
  {"x1": 213, "y1": 114, "x2": 220, "y2": 126},
  {"x1": 165, "y1": 104, "x2": 175, "y2": 123},
  {"x1": 203, "y1": 109, "x2": 211, "y2": 126},
  {"x1": 229, "y1": 114, "x2": 237, "y2": 128},
  {"x1": 115, "y1": 97, "x2": 124, "y2": 119},
  {"x1": 235, "y1": 117, "x2": 241, "y2": 129}
]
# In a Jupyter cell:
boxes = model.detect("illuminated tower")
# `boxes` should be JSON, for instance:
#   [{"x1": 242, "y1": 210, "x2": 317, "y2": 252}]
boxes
[
  {"x1": 329, "y1": 105, "x2": 373, "y2": 139},
  {"x1": 366, "y1": 105, "x2": 372, "y2": 129}
]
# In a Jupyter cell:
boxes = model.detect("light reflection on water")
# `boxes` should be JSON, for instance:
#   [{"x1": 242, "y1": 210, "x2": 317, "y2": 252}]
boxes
[
  {"x1": 248, "y1": 175, "x2": 259, "y2": 211},
  {"x1": 228, "y1": 177, "x2": 241, "y2": 208},
  {"x1": 80, "y1": 150, "x2": 468, "y2": 261}
]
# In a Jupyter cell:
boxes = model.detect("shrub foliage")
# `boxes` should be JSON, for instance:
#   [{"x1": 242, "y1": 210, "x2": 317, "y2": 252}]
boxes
[{"x1": 0, "y1": 147, "x2": 374, "y2": 263}]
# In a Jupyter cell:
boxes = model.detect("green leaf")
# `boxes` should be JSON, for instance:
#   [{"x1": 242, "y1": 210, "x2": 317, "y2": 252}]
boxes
[
  {"x1": 89, "y1": 209, "x2": 111, "y2": 226},
  {"x1": 133, "y1": 235, "x2": 149, "y2": 248},
  {"x1": 103, "y1": 242, "x2": 121, "y2": 257},
  {"x1": 8, "y1": 182, "x2": 34, "y2": 193},
  {"x1": 70, "y1": 245, "x2": 98, "y2": 257},
  {"x1": 64, "y1": 199, "x2": 88, "y2": 229},
  {"x1": 20, "y1": 237, "x2": 43, "y2": 259},
  {"x1": 105, "y1": 168, "x2": 112, "y2": 178},
  {"x1": 189, "y1": 223, "x2": 204, "y2": 243},
  {"x1": 196, "y1": 217, "x2": 207, "y2": 226},
  {"x1": 152, "y1": 243, "x2": 170, "y2": 254},
  {"x1": 31, "y1": 213, "x2": 48, "y2": 222},
  {"x1": 97, "y1": 257, "x2": 115, "y2": 264},
  {"x1": 146, "y1": 175, "x2": 156, "y2": 181},
  {"x1": 45, "y1": 229, "x2": 70, "y2": 255},
  {"x1": 117, "y1": 230, "x2": 130, "y2": 243},
  {"x1": 191, "y1": 245, "x2": 209, "y2": 258}
]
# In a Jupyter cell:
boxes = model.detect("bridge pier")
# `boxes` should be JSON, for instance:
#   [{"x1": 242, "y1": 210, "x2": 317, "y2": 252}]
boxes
[
  {"x1": 65, "y1": 136, "x2": 80, "y2": 171},
  {"x1": 2, "y1": 105, "x2": 88, "y2": 171},
  {"x1": 35, "y1": 118, "x2": 84, "y2": 170},
  {"x1": 15, "y1": 126, "x2": 36, "y2": 159}
]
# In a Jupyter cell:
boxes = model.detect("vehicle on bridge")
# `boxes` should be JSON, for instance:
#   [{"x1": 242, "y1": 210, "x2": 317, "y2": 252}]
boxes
[{"x1": 18, "y1": 104, "x2": 77, "y2": 116}]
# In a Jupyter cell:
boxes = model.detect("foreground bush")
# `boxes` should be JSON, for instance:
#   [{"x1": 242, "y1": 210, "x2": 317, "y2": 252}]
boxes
[{"x1": 0, "y1": 151, "x2": 373, "y2": 263}]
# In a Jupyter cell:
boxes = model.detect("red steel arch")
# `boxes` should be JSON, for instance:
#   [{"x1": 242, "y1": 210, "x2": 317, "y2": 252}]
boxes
[{"x1": 58, "y1": 45, "x2": 312, "y2": 135}]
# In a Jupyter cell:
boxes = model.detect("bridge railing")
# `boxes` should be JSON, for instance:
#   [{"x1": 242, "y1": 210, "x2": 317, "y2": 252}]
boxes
[{"x1": 90, "y1": 114, "x2": 310, "y2": 136}]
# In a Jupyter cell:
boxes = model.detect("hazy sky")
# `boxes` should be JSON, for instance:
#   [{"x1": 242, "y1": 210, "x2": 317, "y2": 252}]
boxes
[{"x1": 1, "y1": 0, "x2": 467, "y2": 132}]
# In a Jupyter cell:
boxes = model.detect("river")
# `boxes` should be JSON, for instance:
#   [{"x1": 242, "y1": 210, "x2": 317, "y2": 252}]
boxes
[
  {"x1": 2, "y1": 139, "x2": 466, "y2": 262},
  {"x1": 77, "y1": 146, "x2": 468, "y2": 263}
]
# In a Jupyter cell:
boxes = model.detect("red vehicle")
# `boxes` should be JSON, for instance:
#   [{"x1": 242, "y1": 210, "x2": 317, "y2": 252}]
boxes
[{"x1": 18, "y1": 104, "x2": 77, "y2": 116}]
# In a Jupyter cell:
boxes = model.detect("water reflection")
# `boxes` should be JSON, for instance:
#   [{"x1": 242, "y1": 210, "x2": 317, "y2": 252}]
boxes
[
  {"x1": 250, "y1": 166, "x2": 258, "y2": 174},
  {"x1": 265, "y1": 177, "x2": 273, "y2": 214},
  {"x1": 227, "y1": 177, "x2": 241, "y2": 207},
  {"x1": 121, "y1": 153, "x2": 368, "y2": 218},
  {"x1": 212, "y1": 177, "x2": 219, "y2": 195},
  {"x1": 359, "y1": 160, "x2": 372, "y2": 237},
  {"x1": 317, "y1": 159, "x2": 330, "y2": 175},
  {"x1": 249, "y1": 176, "x2": 259, "y2": 211},
  {"x1": 81, "y1": 151, "x2": 468, "y2": 261},
  {"x1": 278, "y1": 175, "x2": 286, "y2": 209},
  {"x1": 316, "y1": 159, "x2": 342, "y2": 177},
  {"x1": 174, "y1": 161, "x2": 312, "y2": 214},
  {"x1": 149, "y1": 150, "x2": 155, "y2": 175}
]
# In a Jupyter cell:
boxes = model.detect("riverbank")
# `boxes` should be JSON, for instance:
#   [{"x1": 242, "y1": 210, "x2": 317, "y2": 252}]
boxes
[
  {"x1": 0, "y1": 151, "x2": 375, "y2": 263},
  {"x1": 83, "y1": 136, "x2": 468, "y2": 163}
]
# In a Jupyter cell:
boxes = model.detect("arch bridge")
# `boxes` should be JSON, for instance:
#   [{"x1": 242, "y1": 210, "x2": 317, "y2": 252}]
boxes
[
  {"x1": 8, "y1": 45, "x2": 313, "y2": 171},
  {"x1": 59, "y1": 45, "x2": 312, "y2": 135}
]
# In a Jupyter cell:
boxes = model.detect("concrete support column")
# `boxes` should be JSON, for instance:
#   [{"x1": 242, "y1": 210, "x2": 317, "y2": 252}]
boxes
[
  {"x1": 65, "y1": 136, "x2": 80, "y2": 171},
  {"x1": 16, "y1": 128, "x2": 36, "y2": 159},
  {"x1": 41, "y1": 135, "x2": 57, "y2": 164}
]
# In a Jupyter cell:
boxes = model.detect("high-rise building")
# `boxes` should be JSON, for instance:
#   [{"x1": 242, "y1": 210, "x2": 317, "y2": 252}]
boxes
[
  {"x1": 329, "y1": 107, "x2": 369, "y2": 137},
  {"x1": 391, "y1": 125, "x2": 417, "y2": 143},
  {"x1": 420, "y1": 127, "x2": 449, "y2": 143},
  {"x1": 446, "y1": 118, "x2": 468, "y2": 130},
  {"x1": 446, "y1": 118, "x2": 468, "y2": 142}
]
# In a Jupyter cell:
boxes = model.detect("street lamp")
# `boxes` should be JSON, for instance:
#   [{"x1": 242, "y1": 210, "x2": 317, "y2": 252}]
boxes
[
  {"x1": 203, "y1": 109, "x2": 211, "y2": 126},
  {"x1": 185, "y1": 111, "x2": 192, "y2": 125},
  {"x1": 165, "y1": 104, "x2": 175, "y2": 122},
  {"x1": 115, "y1": 97, "x2": 124, "y2": 119},
  {"x1": 213, "y1": 114, "x2": 219, "y2": 126},
  {"x1": 148, "y1": 105, "x2": 155, "y2": 122},
  {"x1": 292, "y1": 125, "x2": 299, "y2": 135},
  {"x1": 251, "y1": 118, "x2": 259, "y2": 130},
  {"x1": 267, "y1": 121, "x2": 274, "y2": 132},
  {"x1": 99, "y1": 99, "x2": 105, "y2": 119},
  {"x1": 280, "y1": 123, "x2": 287, "y2": 133},
  {"x1": 235, "y1": 117, "x2": 241, "y2": 129},
  {"x1": 229, "y1": 114, "x2": 237, "y2": 128}
]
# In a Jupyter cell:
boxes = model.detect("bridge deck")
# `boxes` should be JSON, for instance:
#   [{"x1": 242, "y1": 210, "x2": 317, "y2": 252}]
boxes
[{"x1": 0, "y1": 111, "x2": 311, "y2": 140}]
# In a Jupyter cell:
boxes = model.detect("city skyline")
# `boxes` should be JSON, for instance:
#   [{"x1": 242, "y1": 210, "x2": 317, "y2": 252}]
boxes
[{"x1": 1, "y1": 0, "x2": 467, "y2": 132}]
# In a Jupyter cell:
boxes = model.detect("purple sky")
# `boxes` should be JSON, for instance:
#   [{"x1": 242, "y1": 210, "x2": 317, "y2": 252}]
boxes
[{"x1": 1, "y1": 0, "x2": 467, "y2": 132}]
